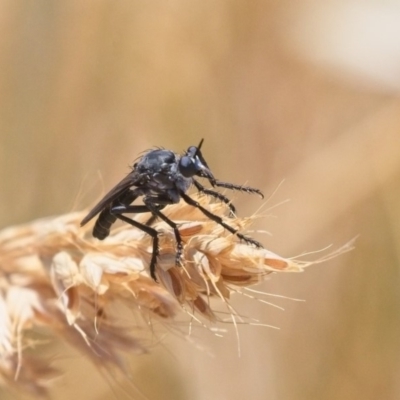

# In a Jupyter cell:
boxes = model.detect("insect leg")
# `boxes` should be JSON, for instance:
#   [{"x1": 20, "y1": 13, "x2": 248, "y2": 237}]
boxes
[
  {"x1": 209, "y1": 180, "x2": 264, "y2": 198},
  {"x1": 145, "y1": 214, "x2": 157, "y2": 226},
  {"x1": 114, "y1": 204, "x2": 166, "y2": 213},
  {"x1": 111, "y1": 205, "x2": 160, "y2": 281},
  {"x1": 193, "y1": 179, "x2": 236, "y2": 216},
  {"x1": 144, "y1": 198, "x2": 184, "y2": 267},
  {"x1": 180, "y1": 192, "x2": 263, "y2": 248}
]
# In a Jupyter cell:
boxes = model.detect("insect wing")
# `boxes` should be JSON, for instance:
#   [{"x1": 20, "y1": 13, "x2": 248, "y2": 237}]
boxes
[{"x1": 80, "y1": 172, "x2": 140, "y2": 226}]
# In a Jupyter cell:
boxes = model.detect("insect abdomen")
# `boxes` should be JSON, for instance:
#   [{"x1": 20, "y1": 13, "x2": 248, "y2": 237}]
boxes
[{"x1": 93, "y1": 209, "x2": 116, "y2": 239}]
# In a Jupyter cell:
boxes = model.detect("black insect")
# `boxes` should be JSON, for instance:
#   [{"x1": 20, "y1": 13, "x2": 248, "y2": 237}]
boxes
[{"x1": 80, "y1": 139, "x2": 264, "y2": 281}]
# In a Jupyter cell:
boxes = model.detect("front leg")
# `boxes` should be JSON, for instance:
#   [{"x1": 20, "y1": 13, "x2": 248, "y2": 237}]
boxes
[
  {"x1": 193, "y1": 179, "x2": 236, "y2": 216},
  {"x1": 210, "y1": 180, "x2": 264, "y2": 198}
]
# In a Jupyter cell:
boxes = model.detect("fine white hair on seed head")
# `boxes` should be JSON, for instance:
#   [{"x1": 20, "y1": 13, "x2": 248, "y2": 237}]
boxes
[{"x1": 0, "y1": 194, "x2": 354, "y2": 396}]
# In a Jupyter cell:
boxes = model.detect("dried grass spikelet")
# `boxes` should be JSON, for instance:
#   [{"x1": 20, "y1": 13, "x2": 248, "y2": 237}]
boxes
[{"x1": 0, "y1": 194, "x2": 353, "y2": 395}]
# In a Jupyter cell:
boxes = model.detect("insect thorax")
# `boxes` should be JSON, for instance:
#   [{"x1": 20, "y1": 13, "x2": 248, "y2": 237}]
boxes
[{"x1": 135, "y1": 149, "x2": 191, "y2": 194}]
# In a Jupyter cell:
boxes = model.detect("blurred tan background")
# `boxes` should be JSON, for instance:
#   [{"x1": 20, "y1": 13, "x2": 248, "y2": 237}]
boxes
[{"x1": 1, "y1": 1, "x2": 400, "y2": 399}]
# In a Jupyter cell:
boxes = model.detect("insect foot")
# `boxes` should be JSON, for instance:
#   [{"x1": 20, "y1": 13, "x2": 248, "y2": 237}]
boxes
[
  {"x1": 175, "y1": 242, "x2": 184, "y2": 266},
  {"x1": 236, "y1": 233, "x2": 263, "y2": 248}
]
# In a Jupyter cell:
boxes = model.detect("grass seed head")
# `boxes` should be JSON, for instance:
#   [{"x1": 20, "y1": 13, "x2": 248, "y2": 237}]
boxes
[{"x1": 0, "y1": 194, "x2": 351, "y2": 395}]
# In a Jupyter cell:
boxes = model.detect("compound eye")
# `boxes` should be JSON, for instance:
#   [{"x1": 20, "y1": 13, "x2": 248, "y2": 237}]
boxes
[
  {"x1": 186, "y1": 146, "x2": 198, "y2": 158},
  {"x1": 179, "y1": 156, "x2": 196, "y2": 177}
]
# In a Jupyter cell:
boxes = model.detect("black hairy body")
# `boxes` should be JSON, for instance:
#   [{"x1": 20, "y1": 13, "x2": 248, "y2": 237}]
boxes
[{"x1": 81, "y1": 140, "x2": 263, "y2": 281}]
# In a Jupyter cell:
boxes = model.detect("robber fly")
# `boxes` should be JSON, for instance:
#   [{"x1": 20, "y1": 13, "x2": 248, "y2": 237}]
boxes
[{"x1": 80, "y1": 139, "x2": 263, "y2": 281}]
